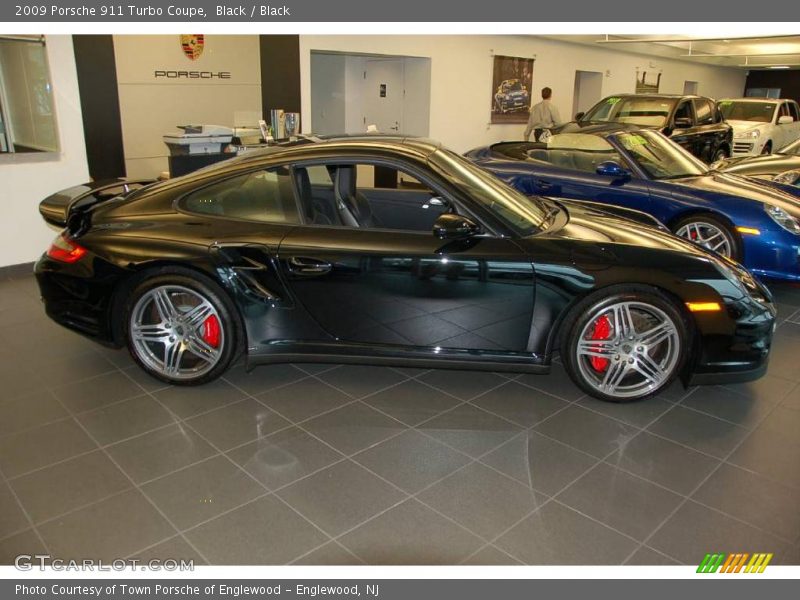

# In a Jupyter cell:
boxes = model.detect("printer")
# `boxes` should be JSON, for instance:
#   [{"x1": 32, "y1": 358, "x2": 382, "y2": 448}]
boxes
[{"x1": 162, "y1": 124, "x2": 235, "y2": 155}]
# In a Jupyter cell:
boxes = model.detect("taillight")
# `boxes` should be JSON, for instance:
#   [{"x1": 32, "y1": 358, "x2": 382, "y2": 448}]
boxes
[{"x1": 47, "y1": 234, "x2": 87, "y2": 263}]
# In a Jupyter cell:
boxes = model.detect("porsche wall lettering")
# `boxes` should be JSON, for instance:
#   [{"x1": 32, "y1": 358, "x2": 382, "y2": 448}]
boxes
[
  {"x1": 152, "y1": 34, "x2": 231, "y2": 80},
  {"x1": 153, "y1": 70, "x2": 232, "y2": 79}
]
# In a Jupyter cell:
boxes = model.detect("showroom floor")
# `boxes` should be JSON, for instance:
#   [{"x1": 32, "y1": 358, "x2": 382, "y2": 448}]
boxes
[{"x1": 0, "y1": 269, "x2": 799, "y2": 567}]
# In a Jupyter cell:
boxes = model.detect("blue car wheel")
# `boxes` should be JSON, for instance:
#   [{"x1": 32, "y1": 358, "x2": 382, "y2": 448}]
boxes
[{"x1": 672, "y1": 214, "x2": 740, "y2": 261}]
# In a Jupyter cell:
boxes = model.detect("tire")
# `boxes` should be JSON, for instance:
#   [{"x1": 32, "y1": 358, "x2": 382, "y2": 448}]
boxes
[
  {"x1": 561, "y1": 285, "x2": 689, "y2": 403},
  {"x1": 123, "y1": 267, "x2": 242, "y2": 385},
  {"x1": 712, "y1": 147, "x2": 729, "y2": 162},
  {"x1": 672, "y1": 213, "x2": 741, "y2": 261},
  {"x1": 761, "y1": 142, "x2": 772, "y2": 155}
]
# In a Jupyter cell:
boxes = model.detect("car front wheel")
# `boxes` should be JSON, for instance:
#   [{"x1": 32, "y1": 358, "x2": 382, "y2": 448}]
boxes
[
  {"x1": 124, "y1": 270, "x2": 240, "y2": 385},
  {"x1": 562, "y1": 287, "x2": 687, "y2": 403},
  {"x1": 673, "y1": 214, "x2": 740, "y2": 260}
]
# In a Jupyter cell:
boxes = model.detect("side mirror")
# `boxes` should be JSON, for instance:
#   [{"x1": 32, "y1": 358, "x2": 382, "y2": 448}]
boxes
[
  {"x1": 673, "y1": 117, "x2": 692, "y2": 129},
  {"x1": 596, "y1": 161, "x2": 631, "y2": 180},
  {"x1": 433, "y1": 213, "x2": 481, "y2": 239},
  {"x1": 778, "y1": 115, "x2": 795, "y2": 125},
  {"x1": 575, "y1": 111, "x2": 585, "y2": 121}
]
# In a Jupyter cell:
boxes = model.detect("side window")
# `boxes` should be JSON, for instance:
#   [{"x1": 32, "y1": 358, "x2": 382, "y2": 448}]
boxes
[
  {"x1": 778, "y1": 103, "x2": 790, "y2": 122},
  {"x1": 790, "y1": 102, "x2": 800, "y2": 122},
  {"x1": 674, "y1": 100, "x2": 694, "y2": 125},
  {"x1": 293, "y1": 162, "x2": 449, "y2": 233},
  {"x1": 182, "y1": 167, "x2": 300, "y2": 224},
  {"x1": 694, "y1": 99, "x2": 714, "y2": 125}
]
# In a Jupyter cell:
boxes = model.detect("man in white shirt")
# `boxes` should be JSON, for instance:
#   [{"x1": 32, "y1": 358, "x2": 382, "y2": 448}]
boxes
[{"x1": 524, "y1": 87, "x2": 562, "y2": 141}]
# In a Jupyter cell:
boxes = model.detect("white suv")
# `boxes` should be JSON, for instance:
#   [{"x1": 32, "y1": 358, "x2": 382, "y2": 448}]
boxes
[{"x1": 718, "y1": 98, "x2": 800, "y2": 156}]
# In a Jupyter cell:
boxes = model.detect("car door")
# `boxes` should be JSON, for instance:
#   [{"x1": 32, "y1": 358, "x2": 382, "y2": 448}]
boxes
[
  {"x1": 788, "y1": 102, "x2": 800, "y2": 147},
  {"x1": 276, "y1": 160, "x2": 536, "y2": 355},
  {"x1": 776, "y1": 102, "x2": 800, "y2": 149},
  {"x1": 669, "y1": 99, "x2": 700, "y2": 157},
  {"x1": 692, "y1": 98, "x2": 719, "y2": 161}
]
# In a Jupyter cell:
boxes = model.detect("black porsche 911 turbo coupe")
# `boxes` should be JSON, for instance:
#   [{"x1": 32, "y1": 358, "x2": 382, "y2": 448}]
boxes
[{"x1": 35, "y1": 135, "x2": 775, "y2": 402}]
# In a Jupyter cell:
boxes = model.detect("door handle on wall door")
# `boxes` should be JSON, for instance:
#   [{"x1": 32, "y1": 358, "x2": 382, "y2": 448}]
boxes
[{"x1": 287, "y1": 256, "x2": 332, "y2": 276}]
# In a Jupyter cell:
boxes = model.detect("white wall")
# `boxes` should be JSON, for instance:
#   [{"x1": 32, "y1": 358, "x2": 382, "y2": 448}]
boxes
[
  {"x1": 299, "y1": 35, "x2": 747, "y2": 153},
  {"x1": 0, "y1": 35, "x2": 89, "y2": 268},
  {"x1": 113, "y1": 35, "x2": 262, "y2": 178}
]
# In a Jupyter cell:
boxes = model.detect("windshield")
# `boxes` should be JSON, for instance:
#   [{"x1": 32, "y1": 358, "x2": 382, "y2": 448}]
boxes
[
  {"x1": 780, "y1": 138, "x2": 800, "y2": 155},
  {"x1": 719, "y1": 100, "x2": 777, "y2": 123},
  {"x1": 581, "y1": 96, "x2": 675, "y2": 128},
  {"x1": 503, "y1": 80, "x2": 522, "y2": 92},
  {"x1": 616, "y1": 130, "x2": 708, "y2": 180},
  {"x1": 432, "y1": 149, "x2": 547, "y2": 236}
]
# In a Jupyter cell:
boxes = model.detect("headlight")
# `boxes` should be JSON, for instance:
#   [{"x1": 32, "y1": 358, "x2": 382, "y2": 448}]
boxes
[
  {"x1": 712, "y1": 255, "x2": 770, "y2": 302},
  {"x1": 773, "y1": 170, "x2": 800, "y2": 186},
  {"x1": 765, "y1": 204, "x2": 800, "y2": 234},
  {"x1": 738, "y1": 129, "x2": 761, "y2": 139}
]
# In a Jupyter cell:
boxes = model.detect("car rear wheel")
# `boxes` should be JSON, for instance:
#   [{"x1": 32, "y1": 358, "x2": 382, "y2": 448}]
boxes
[
  {"x1": 562, "y1": 287, "x2": 687, "y2": 403},
  {"x1": 673, "y1": 214, "x2": 739, "y2": 260},
  {"x1": 761, "y1": 142, "x2": 772, "y2": 155},
  {"x1": 124, "y1": 271, "x2": 240, "y2": 385}
]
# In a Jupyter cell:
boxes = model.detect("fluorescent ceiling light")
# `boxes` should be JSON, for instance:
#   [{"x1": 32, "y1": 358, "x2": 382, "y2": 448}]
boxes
[{"x1": 769, "y1": 65, "x2": 791, "y2": 69}]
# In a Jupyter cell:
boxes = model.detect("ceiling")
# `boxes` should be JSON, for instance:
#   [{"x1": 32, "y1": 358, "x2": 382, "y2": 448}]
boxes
[{"x1": 549, "y1": 34, "x2": 800, "y2": 70}]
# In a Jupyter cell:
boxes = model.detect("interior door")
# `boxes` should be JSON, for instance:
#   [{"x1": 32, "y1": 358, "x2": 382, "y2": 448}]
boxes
[
  {"x1": 277, "y1": 228, "x2": 535, "y2": 354},
  {"x1": 363, "y1": 59, "x2": 404, "y2": 133}
]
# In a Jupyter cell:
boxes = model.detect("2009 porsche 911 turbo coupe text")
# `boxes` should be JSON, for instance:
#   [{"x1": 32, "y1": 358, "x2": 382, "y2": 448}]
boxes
[{"x1": 35, "y1": 136, "x2": 775, "y2": 402}]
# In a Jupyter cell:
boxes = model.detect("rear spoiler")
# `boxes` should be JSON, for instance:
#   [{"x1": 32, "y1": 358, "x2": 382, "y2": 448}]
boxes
[{"x1": 39, "y1": 178, "x2": 156, "y2": 229}]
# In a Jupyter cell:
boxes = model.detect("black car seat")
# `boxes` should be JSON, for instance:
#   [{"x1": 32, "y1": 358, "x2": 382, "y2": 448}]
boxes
[
  {"x1": 294, "y1": 168, "x2": 333, "y2": 225},
  {"x1": 334, "y1": 166, "x2": 382, "y2": 228}
]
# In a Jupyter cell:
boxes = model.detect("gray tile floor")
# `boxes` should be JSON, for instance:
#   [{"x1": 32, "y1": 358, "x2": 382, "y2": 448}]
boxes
[{"x1": 1, "y1": 271, "x2": 799, "y2": 566}]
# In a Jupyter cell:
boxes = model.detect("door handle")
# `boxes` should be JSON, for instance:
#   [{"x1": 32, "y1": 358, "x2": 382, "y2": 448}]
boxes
[
  {"x1": 287, "y1": 256, "x2": 332, "y2": 276},
  {"x1": 536, "y1": 179, "x2": 555, "y2": 192}
]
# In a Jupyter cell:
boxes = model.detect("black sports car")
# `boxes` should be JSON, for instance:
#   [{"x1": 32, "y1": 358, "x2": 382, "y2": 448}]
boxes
[
  {"x1": 35, "y1": 136, "x2": 775, "y2": 402},
  {"x1": 714, "y1": 137, "x2": 800, "y2": 189},
  {"x1": 575, "y1": 94, "x2": 733, "y2": 163}
]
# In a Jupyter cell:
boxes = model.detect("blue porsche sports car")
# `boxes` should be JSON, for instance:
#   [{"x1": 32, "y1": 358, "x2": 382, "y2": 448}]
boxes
[{"x1": 466, "y1": 123, "x2": 800, "y2": 281}]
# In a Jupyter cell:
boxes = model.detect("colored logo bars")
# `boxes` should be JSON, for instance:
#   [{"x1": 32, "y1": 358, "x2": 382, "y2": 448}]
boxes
[{"x1": 697, "y1": 553, "x2": 773, "y2": 573}]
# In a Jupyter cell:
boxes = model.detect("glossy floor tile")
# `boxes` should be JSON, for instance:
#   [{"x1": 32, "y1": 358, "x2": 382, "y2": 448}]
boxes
[{"x1": 0, "y1": 272, "x2": 798, "y2": 565}]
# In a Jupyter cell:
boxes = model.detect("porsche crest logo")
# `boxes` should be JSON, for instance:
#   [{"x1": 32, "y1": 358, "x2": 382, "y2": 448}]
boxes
[{"x1": 180, "y1": 35, "x2": 205, "y2": 61}]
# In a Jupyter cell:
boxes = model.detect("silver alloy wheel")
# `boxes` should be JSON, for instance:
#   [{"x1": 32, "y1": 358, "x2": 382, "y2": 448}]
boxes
[
  {"x1": 129, "y1": 284, "x2": 224, "y2": 380},
  {"x1": 675, "y1": 221, "x2": 732, "y2": 257},
  {"x1": 575, "y1": 301, "x2": 680, "y2": 399}
]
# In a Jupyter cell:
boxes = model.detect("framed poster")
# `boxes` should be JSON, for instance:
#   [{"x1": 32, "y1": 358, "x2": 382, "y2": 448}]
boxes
[{"x1": 490, "y1": 55, "x2": 535, "y2": 124}]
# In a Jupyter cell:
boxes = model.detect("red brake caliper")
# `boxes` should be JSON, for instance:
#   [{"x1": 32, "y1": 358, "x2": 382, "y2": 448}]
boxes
[
  {"x1": 589, "y1": 315, "x2": 612, "y2": 373},
  {"x1": 201, "y1": 315, "x2": 221, "y2": 348}
]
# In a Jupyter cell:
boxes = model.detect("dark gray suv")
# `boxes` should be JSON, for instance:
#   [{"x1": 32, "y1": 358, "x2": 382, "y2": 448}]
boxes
[{"x1": 575, "y1": 94, "x2": 733, "y2": 163}]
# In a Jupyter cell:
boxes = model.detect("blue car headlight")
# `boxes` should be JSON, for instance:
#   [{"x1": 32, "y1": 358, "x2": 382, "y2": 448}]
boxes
[
  {"x1": 765, "y1": 204, "x2": 800, "y2": 234},
  {"x1": 773, "y1": 170, "x2": 800, "y2": 186}
]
